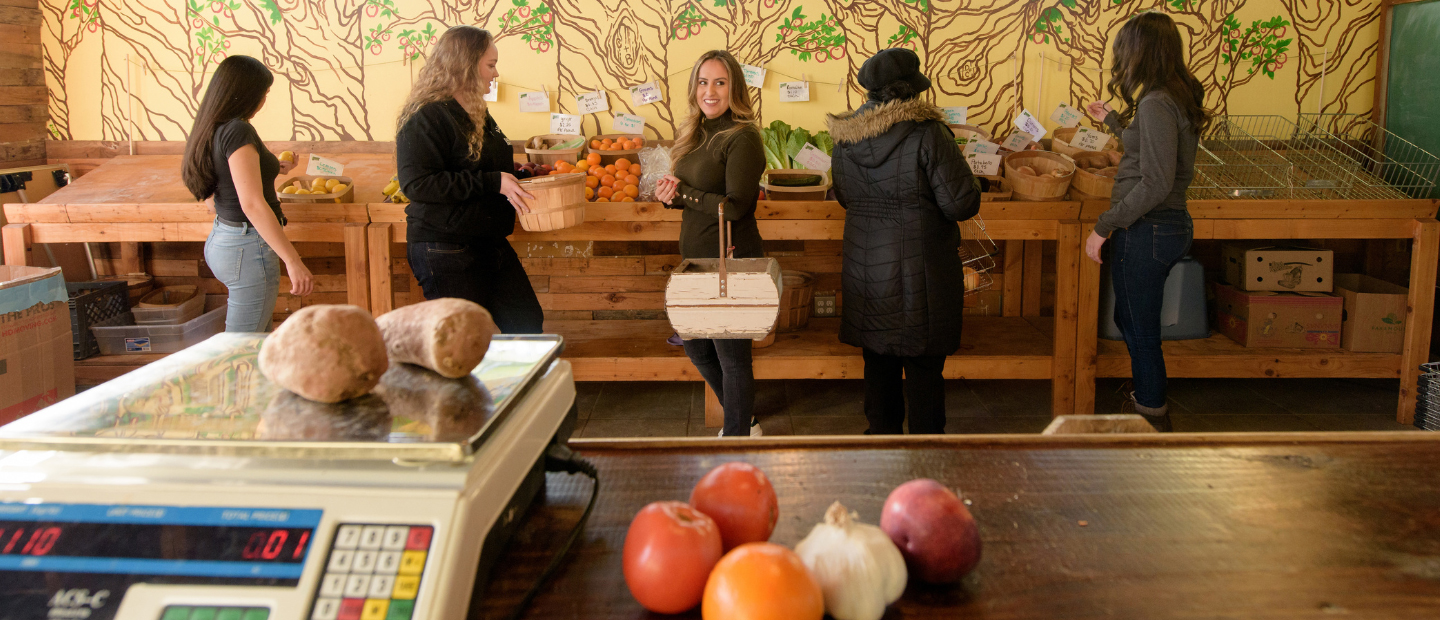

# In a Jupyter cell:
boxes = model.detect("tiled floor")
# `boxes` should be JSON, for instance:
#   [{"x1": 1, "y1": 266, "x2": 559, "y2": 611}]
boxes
[{"x1": 572, "y1": 377, "x2": 1421, "y2": 438}]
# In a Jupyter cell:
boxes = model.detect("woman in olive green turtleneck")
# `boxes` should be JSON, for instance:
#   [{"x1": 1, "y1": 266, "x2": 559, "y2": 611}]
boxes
[{"x1": 655, "y1": 50, "x2": 767, "y2": 437}]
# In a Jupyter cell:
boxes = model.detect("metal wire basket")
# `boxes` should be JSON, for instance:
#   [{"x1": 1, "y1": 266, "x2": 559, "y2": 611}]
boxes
[
  {"x1": 1416, "y1": 362, "x2": 1440, "y2": 431},
  {"x1": 1187, "y1": 114, "x2": 1439, "y2": 201},
  {"x1": 959, "y1": 216, "x2": 999, "y2": 297}
]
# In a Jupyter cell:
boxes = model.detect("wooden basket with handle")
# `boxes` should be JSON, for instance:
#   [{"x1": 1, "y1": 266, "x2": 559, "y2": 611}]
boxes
[
  {"x1": 665, "y1": 202, "x2": 782, "y2": 339},
  {"x1": 516, "y1": 172, "x2": 587, "y2": 232}
]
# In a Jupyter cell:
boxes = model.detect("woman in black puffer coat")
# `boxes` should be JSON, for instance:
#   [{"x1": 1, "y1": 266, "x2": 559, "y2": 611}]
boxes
[{"x1": 826, "y1": 48, "x2": 982, "y2": 435}]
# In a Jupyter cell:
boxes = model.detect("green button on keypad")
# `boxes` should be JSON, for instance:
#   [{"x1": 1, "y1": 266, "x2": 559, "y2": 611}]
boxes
[
  {"x1": 241, "y1": 609, "x2": 270, "y2": 620},
  {"x1": 188, "y1": 608, "x2": 217, "y2": 620},
  {"x1": 385, "y1": 599, "x2": 415, "y2": 620},
  {"x1": 161, "y1": 607, "x2": 192, "y2": 620},
  {"x1": 216, "y1": 609, "x2": 243, "y2": 620}
]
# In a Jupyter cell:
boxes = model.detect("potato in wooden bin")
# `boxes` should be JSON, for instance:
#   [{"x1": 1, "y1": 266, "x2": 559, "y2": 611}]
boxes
[{"x1": 259, "y1": 304, "x2": 390, "y2": 403}]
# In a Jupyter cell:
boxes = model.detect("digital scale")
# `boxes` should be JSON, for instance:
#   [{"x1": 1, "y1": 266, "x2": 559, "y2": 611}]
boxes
[{"x1": 0, "y1": 333, "x2": 578, "y2": 620}]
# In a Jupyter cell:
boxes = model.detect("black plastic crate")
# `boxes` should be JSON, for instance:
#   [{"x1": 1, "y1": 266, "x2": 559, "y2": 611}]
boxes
[{"x1": 67, "y1": 281, "x2": 128, "y2": 360}]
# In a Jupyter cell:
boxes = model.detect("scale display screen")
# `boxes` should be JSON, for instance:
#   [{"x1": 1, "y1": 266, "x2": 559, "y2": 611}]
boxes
[{"x1": 0, "y1": 502, "x2": 321, "y2": 620}]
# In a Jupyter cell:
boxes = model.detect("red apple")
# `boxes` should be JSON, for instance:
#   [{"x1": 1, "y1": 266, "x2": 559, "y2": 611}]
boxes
[{"x1": 880, "y1": 478, "x2": 981, "y2": 583}]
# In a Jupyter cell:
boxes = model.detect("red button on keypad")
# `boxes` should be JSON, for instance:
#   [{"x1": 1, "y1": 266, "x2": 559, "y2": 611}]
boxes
[
  {"x1": 337, "y1": 598, "x2": 365, "y2": 620},
  {"x1": 405, "y1": 527, "x2": 432, "y2": 550}
]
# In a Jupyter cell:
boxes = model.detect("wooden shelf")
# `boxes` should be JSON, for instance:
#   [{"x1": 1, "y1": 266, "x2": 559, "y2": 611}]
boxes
[
  {"x1": 551, "y1": 316, "x2": 1056, "y2": 381},
  {"x1": 1095, "y1": 332, "x2": 1402, "y2": 379},
  {"x1": 74, "y1": 353, "x2": 169, "y2": 388}
]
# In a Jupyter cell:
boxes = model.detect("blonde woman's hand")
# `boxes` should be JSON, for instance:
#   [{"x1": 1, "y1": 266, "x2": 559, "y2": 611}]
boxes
[
  {"x1": 655, "y1": 175, "x2": 681, "y2": 204},
  {"x1": 499, "y1": 172, "x2": 535, "y2": 215},
  {"x1": 1085, "y1": 230, "x2": 1107, "y2": 264},
  {"x1": 1085, "y1": 101, "x2": 1114, "y2": 123}
]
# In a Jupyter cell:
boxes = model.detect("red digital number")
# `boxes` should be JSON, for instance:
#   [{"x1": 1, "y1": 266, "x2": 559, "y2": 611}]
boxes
[
  {"x1": 293, "y1": 531, "x2": 310, "y2": 560},
  {"x1": 29, "y1": 527, "x2": 60, "y2": 556},
  {"x1": 2, "y1": 528, "x2": 23, "y2": 554},
  {"x1": 242, "y1": 531, "x2": 267, "y2": 560},
  {"x1": 261, "y1": 530, "x2": 287, "y2": 560}
]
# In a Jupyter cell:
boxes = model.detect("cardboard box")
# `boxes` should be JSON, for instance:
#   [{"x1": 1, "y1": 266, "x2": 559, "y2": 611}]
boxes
[
  {"x1": 1222, "y1": 244, "x2": 1334, "y2": 292},
  {"x1": 0, "y1": 266, "x2": 75, "y2": 425},
  {"x1": 1214, "y1": 283, "x2": 1341, "y2": 348},
  {"x1": 1334, "y1": 274, "x2": 1408, "y2": 353}
]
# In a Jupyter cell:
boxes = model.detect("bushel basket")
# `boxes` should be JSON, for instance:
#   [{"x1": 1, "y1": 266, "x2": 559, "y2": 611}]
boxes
[{"x1": 665, "y1": 202, "x2": 782, "y2": 339}]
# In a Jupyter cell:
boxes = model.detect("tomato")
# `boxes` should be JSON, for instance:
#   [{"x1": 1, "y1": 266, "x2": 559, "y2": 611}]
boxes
[
  {"x1": 702, "y1": 543, "x2": 824, "y2": 620},
  {"x1": 622, "y1": 501, "x2": 723, "y2": 614},
  {"x1": 690, "y1": 462, "x2": 779, "y2": 551}
]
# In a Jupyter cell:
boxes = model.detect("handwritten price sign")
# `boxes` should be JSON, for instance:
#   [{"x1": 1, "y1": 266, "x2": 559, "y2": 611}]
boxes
[
  {"x1": 1050, "y1": 103, "x2": 1083, "y2": 128},
  {"x1": 305, "y1": 154, "x2": 344, "y2": 177},
  {"x1": 966, "y1": 153, "x2": 1002, "y2": 176},
  {"x1": 630, "y1": 82, "x2": 663, "y2": 107},
  {"x1": 519, "y1": 91, "x2": 550, "y2": 113},
  {"x1": 742, "y1": 64, "x2": 766, "y2": 89},
  {"x1": 779, "y1": 81, "x2": 810, "y2": 102},
  {"x1": 963, "y1": 139, "x2": 1002, "y2": 156},
  {"x1": 999, "y1": 131, "x2": 1034, "y2": 152},
  {"x1": 550, "y1": 113, "x2": 582, "y2": 136},
  {"x1": 612, "y1": 113, "x2": 645, "y2": 134},
  {"x1": 1072, "y1": 127, "x2": 1109, "y2": 151},
  {"x1": 793, "y1": 142, "x2": 832, "y2": 171},
  {"x1": 1014, "y1": 109, "x2": 1046, "y2": 139},
  {"x1": 576, "y1": 91, "x2": 609, "y2": 114},
  {"x1": 943, "y1": 107, "x2": 969, "y2": 125}
]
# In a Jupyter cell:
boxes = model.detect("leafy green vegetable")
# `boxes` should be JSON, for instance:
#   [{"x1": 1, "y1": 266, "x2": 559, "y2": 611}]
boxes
[
  {"x1": 761, "y1": 120, "x2": 794, "y2": 169},
  {"x1": 551, "y1": 137, "x2": 586, "y2": 150},
  {"x1": 810, "y1": 131, "x2": 834, "y2": 156},
  {"x1": 785, "y1": 127, "x2": 812, "y2": 163}
]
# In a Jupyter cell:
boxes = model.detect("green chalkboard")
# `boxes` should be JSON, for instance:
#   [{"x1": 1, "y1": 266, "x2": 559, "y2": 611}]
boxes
[{"x1": 1387, "y1": 0, "x2": 1440, "y2": 200}]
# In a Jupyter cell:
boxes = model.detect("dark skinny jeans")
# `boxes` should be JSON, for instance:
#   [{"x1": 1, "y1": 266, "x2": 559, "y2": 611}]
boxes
[
  {"x1": 683, "y1": 338, "x2": 755, "y2": 437},
  {"x1": 1106, "y1": 209, "x2": 1193, "y2": 409}
]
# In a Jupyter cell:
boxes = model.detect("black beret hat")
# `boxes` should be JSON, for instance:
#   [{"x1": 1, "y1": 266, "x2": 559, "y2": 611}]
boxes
[{"x1": 857, "y1": 48, "x2": 932, "y2": 94}]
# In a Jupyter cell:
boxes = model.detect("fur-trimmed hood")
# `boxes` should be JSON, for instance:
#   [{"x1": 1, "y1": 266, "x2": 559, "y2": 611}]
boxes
[{"x1": 826, "y1": 98, "x2": 946, "y2": 167}]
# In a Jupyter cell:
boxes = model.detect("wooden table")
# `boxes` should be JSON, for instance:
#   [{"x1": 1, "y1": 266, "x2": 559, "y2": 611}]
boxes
[
  {"x1": 368, "y1": 200, "x2": 1085, "y2": 421},
  {"x1": 1074, "y1": 199, "x2": 1440, "y2": 424},
  {"x1": 476, "y1": 433, "x2": 1440, "y2": 619}
]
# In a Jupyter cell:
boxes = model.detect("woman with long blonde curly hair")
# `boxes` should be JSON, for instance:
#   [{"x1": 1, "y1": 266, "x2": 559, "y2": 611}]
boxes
[
  {"x1": 395, "y1": 25, "x2": 543, "y2": 333},
  {"x1": 654, "y1": 50, "x2": 767, "y2": 437}
]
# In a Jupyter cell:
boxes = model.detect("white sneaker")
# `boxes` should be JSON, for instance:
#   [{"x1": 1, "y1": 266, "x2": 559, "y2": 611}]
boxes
[{"x1": 718, "y1": 417, "x2": 764, "y2": 437}]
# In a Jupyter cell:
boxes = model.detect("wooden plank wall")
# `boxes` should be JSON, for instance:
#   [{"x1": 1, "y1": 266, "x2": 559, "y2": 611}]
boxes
[{"x1": 0, "y1": 0, "x2": 45, "y2": 167}]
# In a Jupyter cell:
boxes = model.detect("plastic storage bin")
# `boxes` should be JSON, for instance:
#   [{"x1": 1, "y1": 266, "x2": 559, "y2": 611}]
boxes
[
  {"x1": 67, "y1": 281, "x2": 130, "y2": 359},
  {"x1": 131, "y1": 291, "x2": 205, "y2": 325},
  {"x1": 90, "y1": 305, "x2": 227, "y2": 355},
  {"x1": 1099, "y1": 256, "x2": 1209, "y2": 341}
]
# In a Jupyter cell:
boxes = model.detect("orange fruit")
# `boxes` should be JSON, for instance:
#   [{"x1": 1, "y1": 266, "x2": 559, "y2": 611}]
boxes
[
  {"x1": 604, "y1": 165, "x2": 618, "y2": 175},
  {"x1": 598, "y1": 186, "x2": 615, "y2": 199},
  {"x1": 615, "y1": 158, "x2": 632, "y2": 171},
  {"x1": 596, "y1": 197, "x2": 610, "y2": 202},
  {"x1": 624, "y1": 174, "x2": 639, "y2": 186},
  {"x1": 574, "y1": 160, "x2": 590, "y2": 172},
  {"x1": 554, "y1": 161, "x2": 572, "y2": 173},
  {"x1": 584, "y1": 187, "x2": 594, "y2": 200},
  {"x1": 635, "y1": 137, "x2": 646, "y2": 147},
  {"x1": 600, "y1": 174, "x2": 616, "y2": 188},
  {"x1": 630, "y1": 165, "x2": 642, "y2": 177},
  {"x1": 584, "y1": 176, "x2": 600, "y2": 189},
  {"x1": 590, "y1": 140, "x2": 602, "y2": 150},
  {"x1": 702, "y1": 543, "x2": 823, "y2": 620},
  {"x1": 586, "y1": 153, "x2": 602, "y2": 166},
  {"x1": 590, "y1": 166, "x2": 604, "y2": 177},
  {"x1": 619, "y1": 196, "x2": 634, "y2": 202},
  {"x1": 601, "y1": 138, "x2": 613, "y2": 147},
  {"x1": 622, "y1": 184, "x2": 639, "y2": 198}
]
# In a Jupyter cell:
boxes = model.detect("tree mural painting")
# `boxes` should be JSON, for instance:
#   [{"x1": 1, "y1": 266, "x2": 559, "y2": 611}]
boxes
[{"x1": 40, "y1": 0, "x2": 1380, "y2": 143}]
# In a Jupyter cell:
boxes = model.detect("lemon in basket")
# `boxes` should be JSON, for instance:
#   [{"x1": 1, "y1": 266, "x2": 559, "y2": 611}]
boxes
[{"x1": 281, "y1": 186, "x2": 298, "y2": 194}]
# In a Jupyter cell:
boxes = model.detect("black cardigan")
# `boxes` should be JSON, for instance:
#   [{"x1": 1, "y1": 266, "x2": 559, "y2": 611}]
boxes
[{"x1": 395, "y1": 99, "x2": 518, "y2": 243}]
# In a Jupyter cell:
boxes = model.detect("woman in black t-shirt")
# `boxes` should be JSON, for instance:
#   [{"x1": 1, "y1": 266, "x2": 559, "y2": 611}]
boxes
[
  {"x1": 181, "y1": 55, "x2": 313, "y2": 332},
  {"x1": 394, "y1": 25, "x2": 542, "y2": 334}
]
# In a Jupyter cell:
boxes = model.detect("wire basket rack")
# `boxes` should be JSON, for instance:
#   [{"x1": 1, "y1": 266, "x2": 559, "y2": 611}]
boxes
[
  {"x1": 1415, "y1": 362, "x2": 1440, "y2": 430},
  {"x1": 959, "y1": 216, "x2": 1000, "y2": 297},
  {"x1": 1187, "y1": 114, "x2": 1440, "y2": 201}
]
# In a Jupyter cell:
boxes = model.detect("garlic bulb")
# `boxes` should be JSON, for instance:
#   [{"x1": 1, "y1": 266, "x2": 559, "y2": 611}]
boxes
[{"x1": 795, "y1": 501, "x2": 907, "y2": 620}]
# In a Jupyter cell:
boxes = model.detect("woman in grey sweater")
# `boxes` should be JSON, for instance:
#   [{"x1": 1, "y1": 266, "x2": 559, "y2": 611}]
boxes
[{"x1": 1083, "y1": 12, "x2": 1212, "y2": 431}]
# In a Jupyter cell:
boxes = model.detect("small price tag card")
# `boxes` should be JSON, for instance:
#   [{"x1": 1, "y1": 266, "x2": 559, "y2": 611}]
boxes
[
  {"x1": 963, "y1": 139, "x2": 1001, "y2": 156},
  {"x1": 779, "y1": 81, "x2": 810, "y2": 102},
  {"x1": 630, "y1": 81, "x2": 663, "y2": 107},
  {"x1": 483, "y1": 80, "x2": 498, "y2": 102},
  {"x1": 576, "y1": 91, "x2": 609, "y2": 114},
  {"x1": 742, "y1": 64, "x2": 766, "y2": 89},
  {"x1": 612, "y1": 112, "x2": 645, "y2": 134},
  {"x1": 1072, "y1": 126, "x2": 1109, "y2": 151},
  {"x1": 1014, "y1": 109, "x2": 1046, "y2": 139},
  {"x1": 793, "y1": 142, "x2": 832, "y2": 171},
  {"x1": 550, "y1": 113, "x2": 582, "y2": 136},
  {"x1": 1050, "y1": 102, "x2": 1083, "y2": 128},
  {"x1": 966, "y1": 153, "x2": 1003, "y2": 176},
  {"x1": 305, "y1": 154, "x2": 344, "y2": 177},
  {"x1": 519, "y1": 91, "x2": 550, "y2": 113},
  {"x1": 999, "y1": 130, "x2": 1034, "y2": 152},
  {"x1": 942, "y1": 106, "x2": 969, "y2": 125}
]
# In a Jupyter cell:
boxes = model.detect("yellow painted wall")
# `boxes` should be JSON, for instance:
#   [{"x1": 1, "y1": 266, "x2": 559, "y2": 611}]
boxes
[{"x1": 42, "y1": 0, "x2": 1381, "y2": 143}]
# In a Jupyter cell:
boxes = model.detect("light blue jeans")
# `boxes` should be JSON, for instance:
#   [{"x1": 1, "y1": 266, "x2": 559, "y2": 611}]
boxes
[{"x1": 204, "y1": 218, "x2": 281, "y2": 332}]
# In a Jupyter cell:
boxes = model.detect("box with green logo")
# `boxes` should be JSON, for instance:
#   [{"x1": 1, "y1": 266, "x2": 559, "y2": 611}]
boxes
[{"x1": 1334, "y1": 274, "x2": 1408, "y2": 353}]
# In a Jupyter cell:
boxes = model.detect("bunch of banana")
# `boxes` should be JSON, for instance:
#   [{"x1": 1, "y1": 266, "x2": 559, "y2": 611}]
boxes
[{"x1": 383, "y1": 175, "x2": 409, "y2": 204}]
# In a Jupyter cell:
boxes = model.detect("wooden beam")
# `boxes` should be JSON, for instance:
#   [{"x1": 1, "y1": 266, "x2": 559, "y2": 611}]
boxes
[
  {"x1": 705, "y1": 384, "x2": 722, "y2": 429},
  {"x1": 1202, "y1": 219, "x2": 1418, "y2": 240},
  {"x1": 1051, "y1": 222, "x2": 1081, "y2": 417},
  {"x1": 344, "y1": 223, "x2": 370, "y2": 311},
  {"x1": 367, "y1": 224, "x2": 394, "y2": 315},
  {"x1": 1398, "y1": 219, "x2": 1439, "y2": 424},
  {"x1": 23, "y1": 222, "x2": 349, "y2": 243},
  {"x1": 1022, "y1": 240, "x2": 1042, "y2": 316},
  {"x1": 2, "y1": 222, "x2": 30, "y2": 265},
  {"x1": 118, "y1": 242, "x2": 141, "y2": 275},
  {"x1": 1074, "y1": 222, "x2": 1102, "y2": 416},
  {"x1": 1003, "y1": 241, "x2": 1023, "y2": 316}
]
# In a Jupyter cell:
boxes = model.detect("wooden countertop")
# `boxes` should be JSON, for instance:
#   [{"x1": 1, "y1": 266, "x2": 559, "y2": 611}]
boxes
[
  {"x1": 39, "y1": 153, "x2": 397, "y2": 205},
  {"x1": 476, "y1": 433, "x2": 1440, "y2": 619}
]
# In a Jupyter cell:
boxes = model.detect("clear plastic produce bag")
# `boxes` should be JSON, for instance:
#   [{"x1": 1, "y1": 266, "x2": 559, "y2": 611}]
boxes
[{"x1": 638, "y1": 146, "x2": 673, "y2": 202}]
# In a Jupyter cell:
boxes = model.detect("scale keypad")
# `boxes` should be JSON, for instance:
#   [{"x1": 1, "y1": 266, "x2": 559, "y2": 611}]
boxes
[{"x1": 310, "y1": 523, "x2": 434, "y2": 620}]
